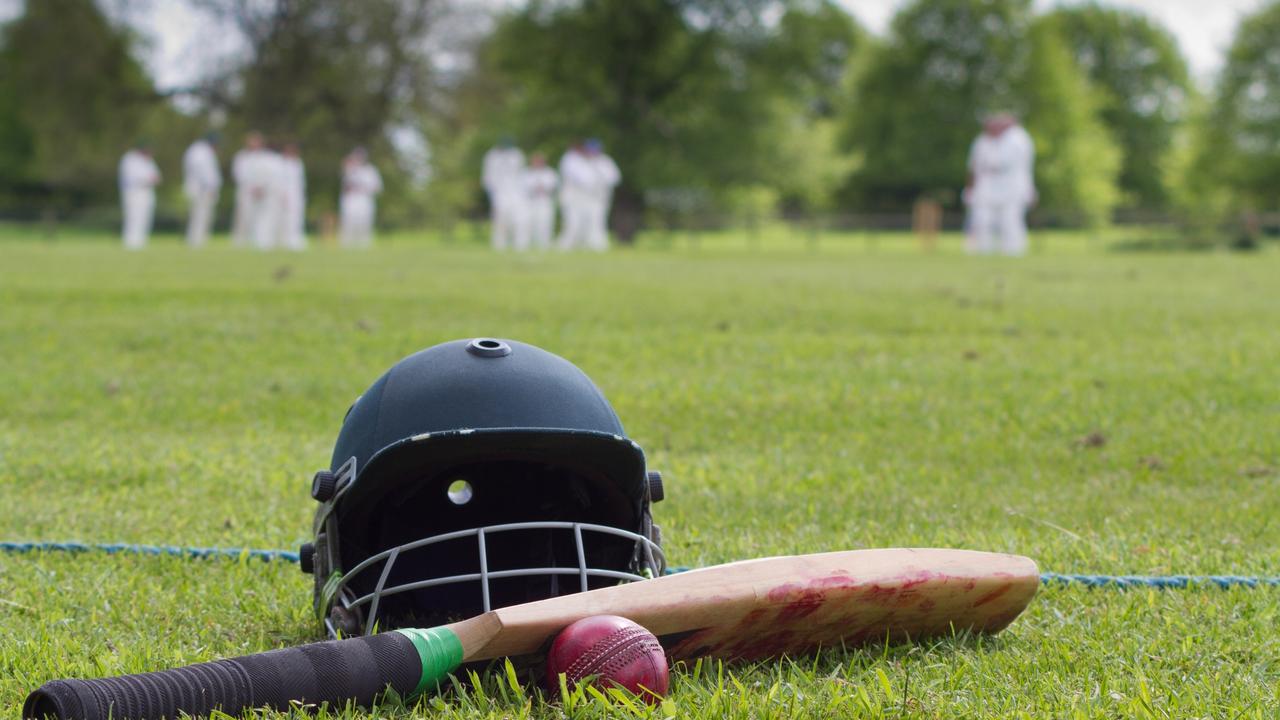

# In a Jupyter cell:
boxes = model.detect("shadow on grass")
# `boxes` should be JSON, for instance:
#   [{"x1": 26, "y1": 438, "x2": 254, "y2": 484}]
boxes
[{"x1": 1107, "y1": 234, "x2": 1270, "y2": 253}]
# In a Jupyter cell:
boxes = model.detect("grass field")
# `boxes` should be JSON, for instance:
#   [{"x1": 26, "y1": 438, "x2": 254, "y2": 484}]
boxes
[{"x1": 1, "y1": 229, "x2": 1278, "y2": 718}]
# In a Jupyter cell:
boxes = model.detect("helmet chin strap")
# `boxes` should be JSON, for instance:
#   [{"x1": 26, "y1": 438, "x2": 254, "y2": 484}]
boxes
[{"x1": 635, "y1": 500, "x2": 664, "y2": 578}]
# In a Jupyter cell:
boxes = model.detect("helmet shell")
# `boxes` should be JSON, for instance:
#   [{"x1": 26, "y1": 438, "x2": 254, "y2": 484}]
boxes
[{"x1": 331, "y1": 338, "x2": 646, "y2": 506}]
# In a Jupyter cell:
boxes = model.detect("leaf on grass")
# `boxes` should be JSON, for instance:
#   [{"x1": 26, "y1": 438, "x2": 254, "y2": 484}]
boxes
[{"x1": 875, "y1": 668, "x2": 895, "y2": 701}]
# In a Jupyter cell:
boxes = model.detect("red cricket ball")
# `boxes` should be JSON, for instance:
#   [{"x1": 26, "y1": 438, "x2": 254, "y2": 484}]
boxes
[{"x1": 545, "y1": 614, "x2": 670, "y2": 702}]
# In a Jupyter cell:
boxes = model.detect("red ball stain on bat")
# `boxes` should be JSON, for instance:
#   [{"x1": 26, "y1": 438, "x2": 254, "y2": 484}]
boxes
[
  {"x1": 669, "y1": 570, "x2": 1030, "y2": 661},
  {"x1": 860, "y1": 583, "x2": 900, "y2": 605},
  {"x1": 736, "y1": 608, "x2": 770, "y2": 628},
  {"x1": 767, "y1": 574, "x2": 858, "y2": 622},
  {"x1": 770, "y1": 589, "x2": 826, "y2": 622},
  {"x1": 972, "y1": 582, "x2": 1013, "y2": 607},
  {"x1": 898, "y1": 572, "x2": 936, "y2": 590}
]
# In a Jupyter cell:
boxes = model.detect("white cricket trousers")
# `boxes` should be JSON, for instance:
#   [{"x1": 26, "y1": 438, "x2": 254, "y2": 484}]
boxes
[
  {"x1": 527, "y1": 199, "x2": 555, "y2": 250},
  {"x1": 232, "y1": 189, "x2": 249, "y2": 247},
  {"x1": 584, "y1": 199, "x2": 609, "y2": 251},
  {"x1": 558, "y1": 199, "x2": 608, "y2": 251},
  {"x1": 280, "y1": 191, "x2": 307, "y2": 251},
  {"x1": 490, "y1": 196, "x2": 526, "y2": 251},
  {"x1": 243, "y1": 193, "x2": 277, "y2": 250},
  {"x1": 969, "y1": 202, "x2": 1027, "y2": 256},
  {"x1": 340, "y1": 194, "x2": 376, "y2": 248},
  {"x1": 185, "y1": 189, "x2": 217, "y2": 247},
  {"x1": 122, "y1": 189, "x2": 155, "y2": 250}
]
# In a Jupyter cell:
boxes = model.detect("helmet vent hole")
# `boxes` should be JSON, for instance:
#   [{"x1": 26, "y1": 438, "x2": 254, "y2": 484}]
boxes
[
  {"x1": 447, "y1": 479, "x2": 474, "y2": 505},
  {"x1": 466, "y1": 338, "x2": 513, "y2": 358}
]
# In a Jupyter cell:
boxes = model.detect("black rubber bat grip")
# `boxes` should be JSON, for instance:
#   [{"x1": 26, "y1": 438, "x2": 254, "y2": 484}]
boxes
[{"x1": 24, "y1": 632, "x2": 423, "y2": 720}]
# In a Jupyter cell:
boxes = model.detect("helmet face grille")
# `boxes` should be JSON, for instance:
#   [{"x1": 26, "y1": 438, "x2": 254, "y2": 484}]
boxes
[
  {"x1": 329, "y1": 521, "x2": 663, "y2": 635},
  {"x1": 326, "y1": 461, "x2": 662, "y2": 633}
]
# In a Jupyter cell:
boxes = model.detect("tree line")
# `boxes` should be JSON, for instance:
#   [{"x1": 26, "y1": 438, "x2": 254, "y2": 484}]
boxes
[{"x1": 2, "y1": 0, "x2": 1280, "y2": 239}]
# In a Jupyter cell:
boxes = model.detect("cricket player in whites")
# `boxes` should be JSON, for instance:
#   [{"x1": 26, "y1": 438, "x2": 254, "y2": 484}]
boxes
[
  {"x1": 182, "y1": 133, "x2": 221, "y2": 248},
  {"x1": 231, "y1": 132, "x2": 261, "y2": 247},
  {"x1": 278, "y1": 142, "x2": 307, "y2": 251},
  {"x1": 558, "y1": 138, "x2": 620, "y2": 251},
  {"x1": 482, "y1": 138, "x2": 527, "y2": 251},
  {"x1": 522, "y1": 152, "x2": 558, "y2": 250},
  {"x1": 232, "y1": 132, "x2": 279, "y2": 249},
  {"x1": 118, "y1": 141, "x2": 161, "y2": 250},
  {"x1": 339, "y1": 147, "x2": 383, "y2": 248},
  {"x1": 965, "y1": 113, "x2": 1035, "y2": 256}
]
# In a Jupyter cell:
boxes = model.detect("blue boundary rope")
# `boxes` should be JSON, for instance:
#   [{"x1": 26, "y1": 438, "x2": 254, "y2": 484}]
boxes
[
  {"x1": 1039, "y1": 572, "x2": 1280, "y2": 589},
  {"x1": 3, "y1": 542, "x2": 1278, "y2": 589},
  {"x1": 0, "y1": 541, "x2": 299, "y2": 563}
]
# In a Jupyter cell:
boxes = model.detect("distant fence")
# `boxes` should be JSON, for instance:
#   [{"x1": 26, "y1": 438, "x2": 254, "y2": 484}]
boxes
[
  {"x1": 5, "y1": 205, "x2": 1279, "y2": 250},
  {"x1": 636, "y1": 207, "x2": 1280, "y2": 252},
  {"x1": 646, "y1": 208, "x2": 1280, "y2": 233}
]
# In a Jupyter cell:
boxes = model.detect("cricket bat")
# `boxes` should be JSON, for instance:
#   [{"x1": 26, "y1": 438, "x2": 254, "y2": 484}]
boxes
[{"x1": 25, "y1": 548, "x2": 1038, "y2": 720}]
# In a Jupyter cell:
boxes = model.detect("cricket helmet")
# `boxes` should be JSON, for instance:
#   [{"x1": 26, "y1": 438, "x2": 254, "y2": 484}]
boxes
[{"x1": 300, "y1": 338, "x2": 666, "y2": 637}]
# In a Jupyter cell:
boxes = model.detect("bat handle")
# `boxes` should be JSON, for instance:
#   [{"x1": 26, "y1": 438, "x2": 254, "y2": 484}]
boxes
[{"x1": 23, "y1": 628, "x2": 463, "y2": 720}]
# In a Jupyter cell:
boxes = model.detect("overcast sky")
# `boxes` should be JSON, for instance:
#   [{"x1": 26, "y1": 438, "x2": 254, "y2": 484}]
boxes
[{"x1": 0, "y1": 0, "x2": 1267, "y2": 89}]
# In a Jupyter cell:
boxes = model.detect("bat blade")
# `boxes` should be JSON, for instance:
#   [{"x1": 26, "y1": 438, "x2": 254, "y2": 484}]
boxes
[{"x1": 451, "y1": 548, "x2": 1038, "y2": 662}]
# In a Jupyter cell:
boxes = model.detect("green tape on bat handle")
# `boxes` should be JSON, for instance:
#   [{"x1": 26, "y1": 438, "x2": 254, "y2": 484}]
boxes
[{"x1": 395, "y1": 627, "x2": 464, "y2": 697}]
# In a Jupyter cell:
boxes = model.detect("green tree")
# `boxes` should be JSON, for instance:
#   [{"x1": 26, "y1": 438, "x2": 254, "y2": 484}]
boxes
[
  {"x1": 842, "y1": 0, "x2": 1033, "y2": 209},
  {"x1": 0, "y1": 70, "x2": 36, "y2": 209},
  {"x1": 760, "y1": 0, "x2": 864, "y2": 119},
  {"x1": 1020, "y1": 20, "x2": 1121, "y2": 226},
  {"x1": 0, "y1": 0, "x2": 160, "y2": 216},
  {"x1": 1040, "y1": 5, "x2": 1190, "y2": 208},
  {"x1": 842, "y1": 0, "x2": 1120, "y2": 224},
  {"x1": 1193, "y1": 1, "x2": 1280, "y2": 211},
  {"x1": 478, "y1": 0, "x2": 776, "y2": 239},
  {"x1": 201, "y1": 0, "x2": 441, "y2": 227},
  {"x1": 760, "y1": 1, "x2": 864, "y2": 213},
  {"x1": 1164, "y1": 95, "x2": 1219, "y2": 211},
  {"x1": 459, "y1": 0, "x2": 862, "y2": 237}
]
